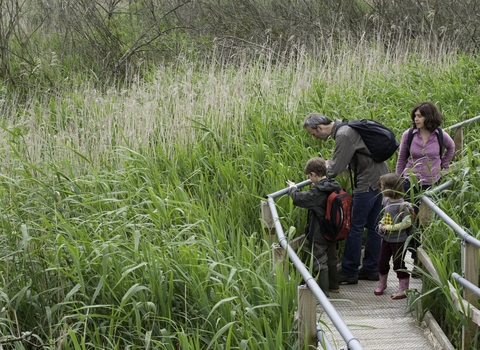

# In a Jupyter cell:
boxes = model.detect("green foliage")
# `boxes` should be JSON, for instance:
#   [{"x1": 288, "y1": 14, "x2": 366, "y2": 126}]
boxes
[{"x1": 0, "y1": 41, "x2": 480, "y2": 348}]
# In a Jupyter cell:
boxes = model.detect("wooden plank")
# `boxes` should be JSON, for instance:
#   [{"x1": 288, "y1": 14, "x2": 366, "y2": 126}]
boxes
[
  {"x1": 461, "y1": 243, "x2": 479, "y2": 349},
  {"x1": 447, "y1": 282, "x2": 480, "y2": 326},
  {"x1": 319, "y1": 255, "x2": 444, "y2": 349},
  {"x1": 289, "y1": 234, "x2": 306, "y2": 252},
  {"x1": 419, "y1": 247, "x2": 480, "y2": 349},
  {"x1": 453, "y1": 127, "x2": 463, "y2": 159},
  {"x1": 298, "y1": 285, "x2": 317, "y2": 349},
  {"x1": 417, "y1": 248, "x2": 440, "y2": 281},
  {"x1": 261, "y1": 200, "x2": 276, "y2": 245},
  {"x1": 272, "y1": 243, "x2": 287, "y2": 281},
  {"x1": 423, "y1": 311, "x2": 455, "y2": 350},
  {"x1": 418, "y1": 202, "x2": 434, "y2": 227}
]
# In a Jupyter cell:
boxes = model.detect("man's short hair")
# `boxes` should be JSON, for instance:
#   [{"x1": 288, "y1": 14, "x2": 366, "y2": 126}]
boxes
[{"x1": 303, "y1": 113, "x2": 332, "y2": 129}]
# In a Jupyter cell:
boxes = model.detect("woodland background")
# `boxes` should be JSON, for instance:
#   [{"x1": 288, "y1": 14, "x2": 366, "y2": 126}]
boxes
[{"x1": 0, "y1": 1, "x2": 479, "y2": 349}]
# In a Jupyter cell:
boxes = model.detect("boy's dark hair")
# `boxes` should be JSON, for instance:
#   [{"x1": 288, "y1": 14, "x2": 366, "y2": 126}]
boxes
[
  {"x1": 304, "y1": 157, "x2": 327, "y2": 176},
  {"x1": 379, "y1": 173, "x2": 404, "y2": 199}
]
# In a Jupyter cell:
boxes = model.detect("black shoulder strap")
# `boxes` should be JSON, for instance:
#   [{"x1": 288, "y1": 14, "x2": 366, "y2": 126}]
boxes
[
  {"x1": 407, "y1": 127, "x2": 444, "y2": 158},
  {"x1": 406, "y1": 128, "x2": 414, "y2": 154},
  {"x1": 436, "y1": 127, "x2": 444, "y2": 157},
  {"x1": 333, "y1": 120, "x2": 348, "y2": 139},
  {"x1": 332, "y1": 120, "x2": 358, "y2": 189}
]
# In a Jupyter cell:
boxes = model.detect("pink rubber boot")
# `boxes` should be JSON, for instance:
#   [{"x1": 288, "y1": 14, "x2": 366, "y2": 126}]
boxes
[
  {"x1": 391, "y1": 278, "x2": 410, "y2": 299},
  {"x1": 374, "y1": 274, "x2": 388, "y2": 295}
]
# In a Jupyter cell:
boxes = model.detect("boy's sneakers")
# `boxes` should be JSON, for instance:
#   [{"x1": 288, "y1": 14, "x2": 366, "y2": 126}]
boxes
[{"x1": 358, "y1": 268, "x2": 379, "y2": 281}]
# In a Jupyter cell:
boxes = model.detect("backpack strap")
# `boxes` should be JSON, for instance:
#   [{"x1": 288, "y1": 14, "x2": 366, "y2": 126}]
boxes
[
  {"x1": 406, "y1": 127, "x2": 444, "y2": 158},
  {"x1": 406, "y1": 128, "x2": 414, "y2": 153},
  {"x1": 332, "y1": 120, "x2": 348, "y2": 139},
  {"x1": 332, "y1": 120, "x2": 357, "y2": 189},
  {"x1": 436, "y1": 127, "x2": 444, "y2": 157}
]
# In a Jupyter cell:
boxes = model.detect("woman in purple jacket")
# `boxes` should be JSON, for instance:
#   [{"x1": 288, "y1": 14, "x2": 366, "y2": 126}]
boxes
[{"x1": 396, "y1": 101, "x2": 455, "y2": 275}]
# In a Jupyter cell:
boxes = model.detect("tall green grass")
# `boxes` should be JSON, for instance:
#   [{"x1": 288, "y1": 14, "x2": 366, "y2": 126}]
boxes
[{"x1": 0, "y1": 42, "x2": 479, "y2": 348}]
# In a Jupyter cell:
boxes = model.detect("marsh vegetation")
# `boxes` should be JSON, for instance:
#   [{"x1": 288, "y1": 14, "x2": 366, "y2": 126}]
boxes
[{"x1": 0, "y1": 0, "x2": 479, "y2": 348}]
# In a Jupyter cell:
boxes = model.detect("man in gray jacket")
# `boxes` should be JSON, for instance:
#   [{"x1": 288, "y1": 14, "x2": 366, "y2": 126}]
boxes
[{"x1": 303, "y1": 113, "x2": 390, "y2": 284}]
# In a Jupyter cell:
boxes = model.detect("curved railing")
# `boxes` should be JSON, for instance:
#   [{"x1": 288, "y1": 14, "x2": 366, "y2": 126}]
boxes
[
  {"x1": 261, "y1": 115, "x2": 480, "y2": 349},
  {"x1": 418, "y1": 180, "x2": 480, "y2": 350},
  {"x1": 264, "y1": 181, "x2": 363, "y2": 350}
]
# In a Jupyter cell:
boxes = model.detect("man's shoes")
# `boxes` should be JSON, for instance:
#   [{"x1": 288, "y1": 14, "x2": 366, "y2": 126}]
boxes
[
  {"x1": 358, "y1": 268, "x2": 379, "y2": 281},
  {"x1": 338, "y1": 273, "x2": 358, "y2": 285}
]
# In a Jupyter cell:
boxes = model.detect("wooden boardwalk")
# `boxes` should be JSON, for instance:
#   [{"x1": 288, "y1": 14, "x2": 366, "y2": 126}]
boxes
[{"x1": 318, "y1": 255, "x2": 447, "y2": 350}]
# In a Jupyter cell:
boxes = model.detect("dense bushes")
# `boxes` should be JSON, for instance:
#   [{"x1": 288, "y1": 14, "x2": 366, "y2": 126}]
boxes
[{"x1": 2, "y1": 0, "x2": 480, "y2": 98}]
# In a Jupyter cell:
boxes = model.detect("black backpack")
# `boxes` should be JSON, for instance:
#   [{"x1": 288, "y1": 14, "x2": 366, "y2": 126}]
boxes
[
  {"x1": 335, "y1": 119, "x2": 400, "y2": 163},
  {"x1": 406, "y1": 127, "x2": 444, "y2": 157}
]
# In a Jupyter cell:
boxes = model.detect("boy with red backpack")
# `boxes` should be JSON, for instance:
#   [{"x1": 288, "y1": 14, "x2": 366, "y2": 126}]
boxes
[{"x1": 286, "y1": 157, "x2": 344, "y2": 297}]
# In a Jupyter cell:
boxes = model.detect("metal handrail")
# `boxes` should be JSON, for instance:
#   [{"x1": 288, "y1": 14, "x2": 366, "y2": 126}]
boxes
[
  {"x1": 268, "y1": 179, "x2": 472, "y2": 349},
  {"x1": 421, "y1": 182, "x2": 480, "y2": 249},
  {"x1": 420, "y1": 178, "x2": 480, "y2": 348},
  {"x1": 418, "y1": 114, "x2": 480, "y2": 349},
  {"x1": 266, "y1": 115, "x2": 480, "y2": 348},
  {"x1": 446, "y1": 115, "x2": 480, "y2": 131},
  {"x1": 266, "y1": 181, "x2": 364, "y2": 350},
  {"x1": 423, "y1": 180, "x2": 454, "y2": 196},
  {"x1": 452, "y1": 272, "x2": 480, "y2": 298},
  {"x1": 316, "y1": 324, "x2": 336, "y2": 350}
]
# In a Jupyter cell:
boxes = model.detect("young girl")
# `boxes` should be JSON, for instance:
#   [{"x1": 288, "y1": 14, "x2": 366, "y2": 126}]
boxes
[{"x1": 374, "y1": 173, "x2": 414, "y2": 299}]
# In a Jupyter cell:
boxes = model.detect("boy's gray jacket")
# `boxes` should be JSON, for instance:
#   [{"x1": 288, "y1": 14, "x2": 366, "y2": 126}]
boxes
[{"x1": 288, "y1": 178, "x2": 342, "y2": 244}]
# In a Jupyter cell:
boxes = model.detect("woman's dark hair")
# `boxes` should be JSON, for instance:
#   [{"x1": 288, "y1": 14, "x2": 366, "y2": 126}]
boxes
[
  {"x1": 410, "y1": 101, "x2": 444, "y2": 132},
  {"x1": 379, "y1": 173, "x2": 404, "y2": 200},
  {"x1": 304, "y1": 157, "x2": 327, "y2": 176}
]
